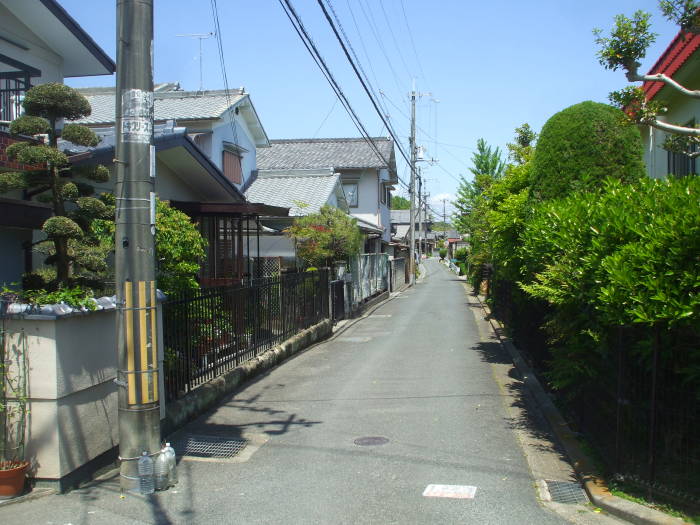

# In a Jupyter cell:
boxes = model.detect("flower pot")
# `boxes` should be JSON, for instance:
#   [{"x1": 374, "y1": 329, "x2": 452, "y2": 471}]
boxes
[{"x1": 0, "y1": 461, "x2": 29, "y2": 499}]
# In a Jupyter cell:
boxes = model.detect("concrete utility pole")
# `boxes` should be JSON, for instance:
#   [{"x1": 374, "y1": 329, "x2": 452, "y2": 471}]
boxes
[
  {"x1": 417, "y1": 171, "x2": 423, "y2": 262},
  {"x1": 442, "y1": 198, "x2": 447, "y2": 241},
  {"x1": 115, "y1": 0, "x2": 160, "y2": 493},
  {"x1": 408, "y1": 83, "x2": 417, "y2": 282}
]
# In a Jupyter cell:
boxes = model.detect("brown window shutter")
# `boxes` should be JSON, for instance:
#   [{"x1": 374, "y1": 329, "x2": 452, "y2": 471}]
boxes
[{"x1": 223, "y1": 150, "x2": 242, "y2": 184}]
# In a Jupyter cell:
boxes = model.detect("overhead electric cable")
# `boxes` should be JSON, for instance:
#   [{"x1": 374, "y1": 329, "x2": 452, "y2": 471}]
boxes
[
  {"x1": 210, "y1": 0, "x2": 240, "y2": 148},
  {"x1": 278, "y1": 0, "x2": 409, "y2": 191}
]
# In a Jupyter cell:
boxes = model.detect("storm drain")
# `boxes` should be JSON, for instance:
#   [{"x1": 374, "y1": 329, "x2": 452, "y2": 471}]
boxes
[
  {"x1": 173, "y1": 434, "x2": 248, "y2": 459},
  {"x1": 545, "y1": 480, "x2": 589, "y2": 504}
]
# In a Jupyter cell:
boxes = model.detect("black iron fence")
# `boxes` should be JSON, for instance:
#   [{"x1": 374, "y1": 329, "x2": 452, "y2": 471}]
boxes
[
  {"x1": 487, "y1": 279, "x2": 700, "y2": 508},
  {"x1": 330, "y1": 279, "x2": 345, "y2": 322},
  {"x1": 162, "y1": 269, "x2": 329, "y2": 401}
]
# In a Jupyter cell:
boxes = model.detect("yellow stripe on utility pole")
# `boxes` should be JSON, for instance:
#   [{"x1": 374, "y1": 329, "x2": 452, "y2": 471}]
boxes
[
  {"x1": 138, "y1": 281, "x2": 149, "y2": 403},
  {"x1": 125, "y1": 280, "x2": 136, "y2": 405},
  {"x1": 150, "y1": 282, "x2": 158, "y2": 403}
]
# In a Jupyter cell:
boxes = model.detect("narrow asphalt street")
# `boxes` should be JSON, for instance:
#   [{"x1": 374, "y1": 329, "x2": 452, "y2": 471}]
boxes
[{"x1": 1, "y1": 259, "x2": 606, "y2": 524}]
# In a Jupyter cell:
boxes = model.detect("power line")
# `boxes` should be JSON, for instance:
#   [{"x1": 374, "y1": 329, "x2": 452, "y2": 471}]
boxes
[
  {"x1": 210, "y1": 0, "x2": 240, "y2": 149},
  {"x1": 399, "y1": 0, "x2": 429, "y2": 88},
  {"x1": 278, "y1": 0, "x2": 409, "y2": 192},
  {"x1": 316, "y1": 0, "x2": 413, "y2": 175},
  {"x1": 377, "y1": 0, "x2": 413, "y2": 81},
  {"x1": 312, "y1": 97, "x2": 338, "y2": 138}
]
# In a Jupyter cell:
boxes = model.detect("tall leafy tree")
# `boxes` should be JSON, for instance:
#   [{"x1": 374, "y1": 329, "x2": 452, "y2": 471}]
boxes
[
  {"x1": 594, "y1": 0, "x2": 700, "y2": 156},
  {"x1": 286, "y1": 205, "x2": 363, "y2": 267},
  {"x1": 390, "y1": 195, "x2": 411, "y2": 209},
  {"x1": 453, "y1": 138, "x2": 505, "y2": 233},
  {"x1": 0, "y1": 83, "x2": 110, "y2": 287}
]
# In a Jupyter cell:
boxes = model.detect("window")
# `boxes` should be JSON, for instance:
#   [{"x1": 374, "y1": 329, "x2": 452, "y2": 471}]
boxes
[
  {"x1": 223, "y1": 150, "x2": 242, "y2": 184},
  {"x1": 667, "y1": 121, "x2": 697, "y2": 177},
  {"x1": 343, "y1": 183, "x2": 358, "y2": 207},
  {"x1": 380, "y1": 182, "x2": 386, "y2": 204}
]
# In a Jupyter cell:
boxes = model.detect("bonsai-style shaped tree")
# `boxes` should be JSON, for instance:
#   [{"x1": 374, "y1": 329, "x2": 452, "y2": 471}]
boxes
[
  {"x1": 0, "y1": 83, "x2": 111, "y2": 287},
  {"x1": 594, "y1": 0, "x2": 700, "y2": 156},
  {"x1": 286, "y1": 205, "x2": 363, "y2": 268}
]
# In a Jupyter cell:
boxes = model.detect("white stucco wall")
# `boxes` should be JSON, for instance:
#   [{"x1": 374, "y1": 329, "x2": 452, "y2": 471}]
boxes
[
  {"x1": 210, "y1": 110, "x2": 257, "y2": 189},
  {"x1": 341, "y1": 168, "x2": 391, "y2": 243},
  {"x1": 642, "y1": 96, "x2": 700, "y2": 179},
  {"x1": 0, "y1": 4, "x2": 64, "y2": 86}
]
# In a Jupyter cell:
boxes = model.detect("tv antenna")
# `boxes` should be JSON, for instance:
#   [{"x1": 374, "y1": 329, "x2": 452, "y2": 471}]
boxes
[{"x1": 176, "y1": 32, "x2": 215, "y2": 92}]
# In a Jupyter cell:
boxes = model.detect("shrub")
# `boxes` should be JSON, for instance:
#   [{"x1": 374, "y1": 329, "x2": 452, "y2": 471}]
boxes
[
  {"x1": 438, "y1": 248, "x2": 447, "y2": 260},
  {"x1": 531, "y1": 101, "x2": 645, "y2": 200},
  {"x1": 518, "y1": 177, "x2": 700, "y2": 390}
]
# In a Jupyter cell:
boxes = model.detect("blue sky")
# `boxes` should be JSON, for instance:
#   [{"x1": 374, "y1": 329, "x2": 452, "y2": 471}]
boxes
[{"x1": 61, "y1": 0, "x2": 680, "y2": 218}]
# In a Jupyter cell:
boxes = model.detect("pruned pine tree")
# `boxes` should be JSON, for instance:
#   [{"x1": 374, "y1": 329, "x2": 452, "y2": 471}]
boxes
[
  {"x1": 0, "y1": 83, "x2": 111, "y2": 287},
  {"x1": 594, "y1": 0, "x2": 700, "y2": 157}
]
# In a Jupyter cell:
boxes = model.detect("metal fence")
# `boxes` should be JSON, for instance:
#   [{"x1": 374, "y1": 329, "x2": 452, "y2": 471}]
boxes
[
  {"x1": 488, "y1": 280, "x2": 700, "y2": 508},
  {"x1": 570, "y1": 325, "x2": 700, "y2": 508},
  {"x1": 162, "y1": 269, "x2": 329, "y2": 401},
  {"x1": 349, "y1": 253, "x2": 389, "y2": 307},
  {"x1": 330, "y1": 279, "x2": 345, "y2": 322},
  {"x1": 389, "y1": 257, "x2": 408, "y2": 292}
]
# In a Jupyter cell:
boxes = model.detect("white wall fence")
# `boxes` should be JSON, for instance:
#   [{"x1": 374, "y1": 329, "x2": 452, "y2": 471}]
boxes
[{"x1": 348, "y1": 253, "x2": 389, "y2": 308}]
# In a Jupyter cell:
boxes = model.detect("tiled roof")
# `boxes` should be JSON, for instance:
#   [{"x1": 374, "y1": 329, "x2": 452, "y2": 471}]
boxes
[
  {"x1": 643, "y1": 30, "x2": 700, "y2": 101},
  {"x1": 72, "y1": 87, "x2": 245, "y2": 125},
  {"x1": 244, "y1": 171, "x2": 340, "y2": 217},
  {"x1": 256, "y1": 138, "x2": 394, "y2": 170}
]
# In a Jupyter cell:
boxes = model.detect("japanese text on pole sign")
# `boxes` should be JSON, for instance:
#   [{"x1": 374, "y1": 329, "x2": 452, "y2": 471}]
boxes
[{"x1": 121, "y1": 89, "x2": 153, "y2": 144}]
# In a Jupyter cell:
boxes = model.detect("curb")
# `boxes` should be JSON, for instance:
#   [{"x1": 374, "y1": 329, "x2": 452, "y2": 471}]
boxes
[{"x1": 473, "y1": 293, "x2": 689, "y2": 525}]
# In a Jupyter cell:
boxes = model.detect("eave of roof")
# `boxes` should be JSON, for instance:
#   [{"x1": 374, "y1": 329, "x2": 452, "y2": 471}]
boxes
[
  {"x1": 69, "y1": 130, "x2": 245, "y2": 202},
  {"x1": 643, "y1": 29, "x2": 700, "y2": 101}
]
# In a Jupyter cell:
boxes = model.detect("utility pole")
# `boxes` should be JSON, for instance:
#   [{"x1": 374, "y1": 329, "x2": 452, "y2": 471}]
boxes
[
  {"x1": 115, "y1": 0, "x2": 160, "y2": 493},
  {"x1": 408, "y1": 83, "x2": 417, "y2": 283},
  {"x1": 442, "y1": 198, "x2": 447, "y2": 241},
  {"x1": 417, "y1": 171, "x2": 423, "y2": 263}
]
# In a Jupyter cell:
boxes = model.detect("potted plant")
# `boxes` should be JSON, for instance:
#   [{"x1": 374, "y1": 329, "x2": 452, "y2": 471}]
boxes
[{"x1": 0, "y1": 320, "x2": 29, "y2": 499}]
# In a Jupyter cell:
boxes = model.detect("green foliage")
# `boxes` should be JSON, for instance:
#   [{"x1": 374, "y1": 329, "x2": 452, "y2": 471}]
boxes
[
  {"x1": 42, "y1": 216, "x2": 82, "y2": 239},
  {"x1": 0, "y1": 172, "x2": 28, "y2": 193},
  {"x1": 154, "y1": 200, "x2": 207, "y2": 295},
  {"x1": 531, "y1": 101, "x2": 645, "y2": 200},
  {"x1": 518, "y1": 177, "x2": 700, "y2": 389},
  {"x1": 8, "y1": 115, "x2": 50, "y2": 136},
  {"x1": 593, "y1": 11, "x2": 656, "y2": 71},
  {"x1": 454, "y1": 247, "x2": 468, "y2": 264},
  {"x1": 0, "y1": 84, "x2": 110, "y2": 287},
  {"x1": 6, "y1": 142, "x2": 68, "y2": 166},
  {"x1": 22, "y1": 286, "x2": 96, "y2": 310},
  {"x1": 391, "y1": 195, "x2": 411, "y2": 209},
  {"x1": 21, "y1": 82, "x2": 92, "y2": 121},
  {"x1": 61, "y1": 124, "x2": 100, "y2": 147},
  {"x1": 453, "y1": 138, "x2": 506, "y2": 234},
  {"x1": 608, "y1": 86, "x2": 666, "y2": 125},
  {"x1": 438, "y1": 248, "x2": 447, "y2": 260},
  {"x1": 658, "y1": 0, "x2": 700, "y2": 32},
  {"x1": 90, "y1": 198, "x2": 207, "y2": 296},
  {"x1": 506, "y1": 123, "x2": 537, "y2": 165},
  {"x1": 286, "y1": 205, "x2": 363, "y2": 267}
]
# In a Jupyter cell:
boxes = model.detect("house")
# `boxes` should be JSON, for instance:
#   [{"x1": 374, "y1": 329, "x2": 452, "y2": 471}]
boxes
[
  {"x1": 254, "y1": 137, "x2": 397, "y2": 253},
  {"x1": 74, "y1": 84, "x2": 268, "y2": 190},
  {"x1": 390, "y1": 207, "x2": 435, "y2": 256},
  {"x1": 0, "y1": 0, "x2": 115, "y2": 286},
  {"x1": 70, "y1": 84, "x2": 289, "y2": 285},
  {"x1": 243, "y1": 168, "x2": 382, "y2": 269},
  {"x1": 641, "y1": 29, "x2": 700, "y2": 178},
  {"x1": 63, "y1": 122, "x2": 288, "y2": 286}
]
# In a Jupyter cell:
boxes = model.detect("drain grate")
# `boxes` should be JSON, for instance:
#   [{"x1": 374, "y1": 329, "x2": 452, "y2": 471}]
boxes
[
  {"x1": 545, "y1": 480, "x2": 589, "y2": 504},
  {"x1": 173, "y1": 434, "x2": 248, "y2": 459}
]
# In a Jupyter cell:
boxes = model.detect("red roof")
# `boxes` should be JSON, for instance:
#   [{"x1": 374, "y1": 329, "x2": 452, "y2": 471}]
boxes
[{"x1": 643, "y1": 30, "x2": 700, "y2": 100}]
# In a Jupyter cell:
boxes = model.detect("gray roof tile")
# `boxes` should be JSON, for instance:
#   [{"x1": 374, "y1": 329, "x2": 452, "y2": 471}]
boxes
[
  {"x1": 244, "y1": 172, "x2": 340, "y2": 217},
  {"x1": 72, "y1": 88, "x2": 245, "y2": 124},
  {"x1": 256, "y1": 138, "x2": 394, "y2": 170}
]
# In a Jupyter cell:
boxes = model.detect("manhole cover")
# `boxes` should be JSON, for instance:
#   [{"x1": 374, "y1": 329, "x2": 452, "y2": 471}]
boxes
[
  {"x1": 354, "y1": 436, "x2": 389, "y2": 446},
  {"x1": 545, "y1": 480, "x2": 588, "y2": 504},
  {"x1": 173, "y1": 434, "x2": 248, "y2": 459}
]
